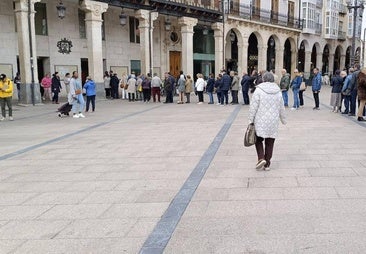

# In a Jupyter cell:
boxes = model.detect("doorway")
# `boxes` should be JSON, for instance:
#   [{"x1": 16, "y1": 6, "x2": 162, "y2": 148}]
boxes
[
  {"x1": 81, "y1": 58, "x2": 89, "y2": 85},
  {"x1": 169, "y1": 51, "x2": 181, "y2": 78}
]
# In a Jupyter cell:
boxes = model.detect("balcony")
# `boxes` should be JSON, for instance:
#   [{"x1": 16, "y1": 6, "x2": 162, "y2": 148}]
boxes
[
  {"x1": 338, "y1": 31, "x2": 346, "y2": 40},
  {"x1": 338, "y1": 4, "x2": 348, "y2": 15},
  {"x1": 302, "y1": 22, "x2": 322, "y2": 34},
  {"x1": 229, "y1": 2, "x2": 303, "y2": 30}
]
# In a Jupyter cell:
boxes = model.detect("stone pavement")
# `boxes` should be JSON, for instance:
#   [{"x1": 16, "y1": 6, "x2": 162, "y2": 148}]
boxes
[{"x1": 1, "y1": 86, "x2": 366, "y2": 254}]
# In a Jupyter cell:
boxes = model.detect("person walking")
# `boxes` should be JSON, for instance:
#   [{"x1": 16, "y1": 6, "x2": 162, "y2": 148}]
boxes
[
  {"x1": 279, "y1": 69, "x2": 290, "y2": 107},
  {"x1": 68, "y1": 71, "x2": 85, "y2": 118},
  {"x1": 341, "y1": 68, "x2": 354, "y2": 114},
  {"x1": 64, "y1": 73, "x2": 71, "y2": 95},
  {"x1": 356, "y1": 67, "x2": 366, "y2": 121},
  {"x1": 177, "y1": 72, "x2": 186, "y2": 104},
  {"x1": 51, "y1": 72, "x2": 62, "y2": 104},
  {"x1": 248, "y1": 71, "x2": 286, "y2": 171},
  {"x1": 220, "y1": 70, "x2": 231, "y2": 105},
  {"x1": 0, "y1": 74, "x2": 14, "y2": 121},
  {"x1": 195, "y1": 73, "x2": 205, "y2": 104},
  {"x1": 103, "y1": 71, "x2": 111, "y2": 99},
  {"x1": 206, "y1": 73, "x2": 215, "y2": 104},
  {"x1": 41, "y1": 73, "x2": 52, "y2": 101},
  {"x1": 330, "y1": 70, "x2": 344, "y2": 113},
  {"x1": 230, "y1": 71, "x2": 239, "y2": 104},
  {"x1": 151, "y1": 73, "x2": 162, "y2": 103},
  {"x1": 290, "y1": 69, "x2": 302, "y2": 110},
  {"x1": 312, "y1": 67, "x2": 322, "y2": 110},
  {"x1": 241, "y1": 71, "x2": 251, "y2": 105},
  {"x1": 83, "y1": 76, "x2": 96, "y2": 112},
  {"x1": 14, "y1": 72, "x2": 21, "y2": 102},
  {"x1": 185, "y1": 75, "x2": 193, "y2": 103}
]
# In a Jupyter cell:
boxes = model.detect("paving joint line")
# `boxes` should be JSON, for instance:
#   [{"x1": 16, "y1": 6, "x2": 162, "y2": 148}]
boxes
[
  {"x1": 139, "y1": 105, "x2": 241, "y2": 254},
  {"x1": 0, "y1": 106, "x2": 162, "y2": 161}
]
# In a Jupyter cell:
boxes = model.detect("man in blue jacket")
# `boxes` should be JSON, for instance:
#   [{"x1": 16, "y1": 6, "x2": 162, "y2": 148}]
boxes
[
  {"x1": 220, "y1": 70, "x2": 231, "y2": 105},
  {"x1": 312, "y1": 67, "x2": 322, "y2": 110}
]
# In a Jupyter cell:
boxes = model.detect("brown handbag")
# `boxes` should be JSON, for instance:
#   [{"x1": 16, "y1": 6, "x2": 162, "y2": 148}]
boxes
[
  {"x1": 244, "y1": 123, "x2": 257, "y2": 147},
  {"x1": 75, "y1": 89, "x2": 82, "y2": 95}
]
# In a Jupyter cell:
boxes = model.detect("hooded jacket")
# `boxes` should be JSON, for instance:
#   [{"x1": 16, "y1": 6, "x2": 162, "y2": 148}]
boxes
[
  {"x1": 83, "y1": 79, "x2": 96, "y2": 96},
  {"x1": 249, "y1": 82, "x2": 286, "y2": 139},
  {"x1": 0, "y1": 78, "x2": 13, "y2": 98}
]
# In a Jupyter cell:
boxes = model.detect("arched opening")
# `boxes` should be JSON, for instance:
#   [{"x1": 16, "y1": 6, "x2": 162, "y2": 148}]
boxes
[
  {"x1": 267, "y1": 36, "x2": 276, "y2": 71},
  {"x1": 322, "y1": 45, "x2": 330, "y2": 74},
  {"x1": 355, "y1": 47, "x2": 361, "y2": 66},
  {"x1": 333, "y1": 46, "x2": 342, "y2": 73},
  {"x1": 346, "y1": 46, "x2": 351, "y2": 69},
  {"x1": 226, "y1": 29, "x2": 238, "y2": 72},
  {"x1": 284, "y1": 39, "x2": 292, "y2": 73},
  {"x1": 311, "y1": 44, "x2": 317, "y2": 70},
  {"x1": 248, "y1": 33, "x2": 258, "y2": 74},
  {"x1": 297, "y1": 41, "x2": 305, "y2": 72}
]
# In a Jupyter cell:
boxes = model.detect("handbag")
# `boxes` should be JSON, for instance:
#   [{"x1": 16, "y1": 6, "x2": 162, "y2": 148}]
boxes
[
  {"x1": 244, "y1": 123, "x2": 257, "y2": 147},
  {"x1": 75, "y1": 89, "x2": 82, "y2": 95},
  {"x1": 124, "y1": 84, "x2": 129, "y2": 90},
  {"x1": 300, "y1": 82, "x2": 306, "y2": 91}
]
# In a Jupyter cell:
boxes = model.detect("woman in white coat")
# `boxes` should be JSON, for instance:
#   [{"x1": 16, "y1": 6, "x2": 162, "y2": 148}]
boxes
[
  {"x1": 248, "y1": 71, "x2": 286, "y2": 171},
  {"x1": 195, "y1": 73, "x2": 206, "y2": 104}
]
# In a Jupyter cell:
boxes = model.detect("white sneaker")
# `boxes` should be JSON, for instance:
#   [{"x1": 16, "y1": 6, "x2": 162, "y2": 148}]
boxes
[
  {"x1": 0, "y1": 117, "x2": 4, "y2": 121},
  {"x1": 264, "y1": 167, "x2": 271, "y2": 171},
  {"x1": 290, "y1": 107, "x2": 297, "y2": 111},
  {"x1": 73, "y1": 114, "x2": 79, "y2": 118},
  {"x1": 9, "y1": 117, "x2": 13, "y2": 121},
  {"x1": 78, "y1": 113, "x2": 85, "y2": 118}
]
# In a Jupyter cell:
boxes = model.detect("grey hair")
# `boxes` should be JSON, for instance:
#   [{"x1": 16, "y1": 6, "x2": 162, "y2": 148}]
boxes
[{"x1": 262, "y1": 71, "x2": 274, "y2": 82}]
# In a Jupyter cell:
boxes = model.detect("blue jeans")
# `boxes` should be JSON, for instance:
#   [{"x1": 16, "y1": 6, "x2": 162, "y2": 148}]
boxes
[
  {"x1": 207, "y1": 92, "x2": 214, "y2": 104},
  {"x1": 282, "y1": 91, "x2": 288, "y2": 106},
  {"x1": 343, "y1": 95, "x2": 350, "y2": 113},
  {"x1": 216, "y1": 91, "x2": 222, "y2": 104},
  {"x1": 72, "y1": 94, "x2": 84, "y2": 113},
  {"x1": 220, "y1": 90, "x2": 229, "y2": 105},
  {"x1": 242, "y1": 86, "x2": 250, "y2": 104},
  {"x1": 293, "y1": 89, "x2": 299, "y2": 108},
  {"x1": 350, "y1": 89, "x2": 357, "y2": 114}
]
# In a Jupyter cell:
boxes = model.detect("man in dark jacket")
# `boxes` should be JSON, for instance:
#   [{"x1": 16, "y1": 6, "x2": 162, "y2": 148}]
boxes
[
  {"x1": 312, "y1": 67, "x2": 322, "y2": 110},
  {"x1": 241, "y1": 71, "x2": 252, "y2": 105},
  {"x1": 110, "y1": 73, "x2": 120, "y2": 99},
  {"x1": 220, "y1": 70, "x2": 231, "y2": 105},
  {"x1": 164, "y1": 72, "x2": 174, "y2": 103},
  {"x1": 349, "y1": 64, "x2": 360, "y2": 116},
  {"x1": 51, "y1": 72, "x2": 62, "y2": 104}
]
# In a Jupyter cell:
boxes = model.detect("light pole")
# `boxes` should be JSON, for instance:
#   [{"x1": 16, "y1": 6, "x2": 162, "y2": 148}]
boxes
[{"x1": 346, "y1": 0, "x2": 364, "y2": 67}]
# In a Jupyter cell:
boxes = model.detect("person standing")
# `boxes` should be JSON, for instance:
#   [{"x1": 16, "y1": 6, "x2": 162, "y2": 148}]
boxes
[
  {"x1": 14, "y1": 72, "x2": 21, "y2": 102},
  {"x1": 298, "y1": 72, "x2": 306, "y2": 107},
  {"x1": 164, "y1": 72, "x2": 174, "y2": 103},
  {"x1": 142, "y1": 73, "x2": 152, "y2": 103},
  {"x1": 68, "y1": 71, "x2": 85, "y2": 118},
  {"x1": 356, "y1": 67, "x2": 366, "y2": 121},
  {"x1": 312, "y1": 67, "x2": 322, "y2": 110},
  {"x1": 64, "y1": 73, "x2": 71, "y2": 95},
  {"x1": 195, "y1": 73, "x2": 205, "y2": 104},
  {"x1": 290, "y1": 69, "x2": 302, "y2": 110},
  {"x1": 136, "y1": 74, "x2": 143, "y2": 101},
  {"x1": 126, "y1": 73, "x2": 137, "y2": 102},
  {"x1": 151, "y1": 73, "x2": 162, "y2": 103},
  {"x1": 41, "y1": 73, "x2": 52, "y2": 101},
  {"x1": 241, "y1": 71, "x2": 251, "y2": 105},
  {"x1": 349, "y1": 64, "x2": 360, "y2": 116},
  {"x1": 83, "y1": 76, "x2": 96, "y2": 112},
  {"x1": 103, "y1": 71, "x2": 111, "y2": 99},
  {"x1": 248, "y1": 71, "x2": 286, "y2": 171},
  {"x1": 279, "y1": 69, "x2": 290, "y2": 107},
  {"x1": 230, "y1": 71, "x2": 239, "y2": 104},
  {"x1": 177, "y1": 72, "x2": 186, "y2": 104},
  {"x1": 341, "y1": 68, "x2": 354, "y2": 114},
  {"x1": 185, "y1": 75, "x2": 193, "y2": 103},
  {"x1": 215, "y1": 74, "x2": 222, "y2": 105},
  {"x1": 206, "y1": 73, "x2": 215, "y2": 104},
  {"x1": 51, "y1": 72, "x2": 62, "y2": 104},
  {"x1": 330, "y1": 70, "x2": 344, "y2": 113},
  {"x1": 120, "y1": 73, "x2": 128, "y2": 100},
  {"x1": 220, "y1": 70, "x2": 231, "y2": 105},
  {"x1": 110, "y1": 73, "x2": 120, "y2": 99},
  {"x1": 0, "y1": 74, "x2": 14, "y2": 121}
]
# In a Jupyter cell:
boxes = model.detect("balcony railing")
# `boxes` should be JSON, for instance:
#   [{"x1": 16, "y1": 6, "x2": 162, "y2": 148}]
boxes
[{"x1": 229, "y1": 3, "x2": 303, "y2": 30}]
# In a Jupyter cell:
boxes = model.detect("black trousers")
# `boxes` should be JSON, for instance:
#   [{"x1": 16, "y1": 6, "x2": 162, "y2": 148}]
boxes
[
  {"x1": 86, "y1": 95, "x2": 96, "y2": 112},
  {"x1": 165, "y1": 90, "x2": 173, "y2": 103},
  {"x1": 197, "y1": 91, "x2": 204, "y2": 102},
  {"x1": 299, "y1": 90, "x2": 304, "y2": 106},
  {"x1": 52, "y1": 92, "x2": 59, "y2": 103},
  {"x1": 313, "y1": 91, "x2": 319, "y2": 108},
  {"x1": 231, "y1": 90, "x2": 238, "y2": 104},
  {"x1": 128, "y1": 93, "x2": 135, "y2": 101},
  {"x1": 242, "y1": 87, "x2": 249, "y2": 104},
  {"x1": 143, "y1": 89, "x2": 151, "y2": 102},
  {"x1": 220, "y1": 90, "x2": 229, "y2": 105},
  {"x1": 111, "y1": 85, "x2": 119, "y2": 99},
  {"x1": 255, "y1": 136, "x2": 275, "y2": 168},
  {"x1": 105, "y1": 88, "x2": 111, "y2": 98}
]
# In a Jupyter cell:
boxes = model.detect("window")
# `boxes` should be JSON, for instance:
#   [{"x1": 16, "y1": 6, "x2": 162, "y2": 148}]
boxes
[
  {"x1": 35, "y1": 3, "x2": 47, "y2": 35},
  {"x1": 130, "y1": 60, "x2": 141, "y2": 75},
  {"x1": 129, "y1": 17, "x2": 140, "y2": 43},
  {"x1": 79, "y1": 10, "x2": 86, "y2": 39}
]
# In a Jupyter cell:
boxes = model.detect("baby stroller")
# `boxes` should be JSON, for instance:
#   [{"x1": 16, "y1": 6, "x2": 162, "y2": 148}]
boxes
[{"x1": 57, "y1": 102, "x2": 72, "y2": 117}]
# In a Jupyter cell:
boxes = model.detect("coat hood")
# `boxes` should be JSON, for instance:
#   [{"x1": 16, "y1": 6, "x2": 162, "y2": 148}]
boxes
[{"x1": 257, "y1": 82, "x2": 281, "y2": 94}]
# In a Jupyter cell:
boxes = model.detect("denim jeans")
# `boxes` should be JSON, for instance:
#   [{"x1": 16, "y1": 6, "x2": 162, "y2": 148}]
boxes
[
  {"x1": 220, "y1": 90, "x2": 229, "y2": 105},
  {"x1": 293, "y1": 89, "x2": 299, "y2": 108},
  {"x1": 343, "y1": 95, "x2": 351, "y2": 113},
  {"x1": 350, "y1": 89, "x2": 357, "y2": 114},
  {"x1": 207, "y1": 92, "x2": 214, "y2": 103},
  {"x1": 86, "y1": 95, "x2": 96, "y2": 112},
  {"x1": 242, "y1": 87, "x2": 250, "y2": 104},
  {"x1": 217, "y1": 92, "x2": 222, "y2": 104},
  {"x1": 282, "y1": 91, "x2": 288, "y2": 106},
  {"x1": 72, "y1": 94, "x2": 84, "y2": 114}
]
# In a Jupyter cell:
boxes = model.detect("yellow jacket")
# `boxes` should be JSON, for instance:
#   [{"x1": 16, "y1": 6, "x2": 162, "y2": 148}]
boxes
[{"x1": 0, "y1": 78, "x2": 13, "y2": 98}]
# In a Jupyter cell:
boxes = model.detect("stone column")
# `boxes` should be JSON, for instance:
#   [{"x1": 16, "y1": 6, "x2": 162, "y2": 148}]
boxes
[
  {"x1": 14, "y1": 0, "x2": 41, "y2": 104},
  {"x1": 305, "y1": 51, "x2": 312, "y2": 76},
  {"x1": 328, "y1": 53, "x2": 334, "y2": 75},
  {"x1": 212, "y1": 23, "x2": 224, "y2": 75},
  {"x1": 291, "y1": 49, "x2": 297, "y2": 75},
  {"x1": 275, "y1": 47, "x2": 284, "y2": 74},
  {"x1": 316, "y1": 53, "x2": 323, "y2": 70},
  {"x1": 136, "y1": 10, "x2": 158, "y2": 75},
  {"x1": 238, "y1": 40, "x2": 248, "y2": 75},
  {"x1": 178, "y1": 17, "x2": 198, "y2": 76},
  {"x1": 81, "y1": 0, "x2": 108, "y2": 83},
  {"x1": 340, "y1": 54, "x2": 346, "y2": 70},
  {"x1": 258, "y1": 45, "x2": 267, "y2": 71}
]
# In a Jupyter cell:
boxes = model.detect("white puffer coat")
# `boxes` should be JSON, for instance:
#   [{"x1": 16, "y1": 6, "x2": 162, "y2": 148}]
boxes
[{"x1": 248, "y1": 82, "x2": 286, "y2": 138}]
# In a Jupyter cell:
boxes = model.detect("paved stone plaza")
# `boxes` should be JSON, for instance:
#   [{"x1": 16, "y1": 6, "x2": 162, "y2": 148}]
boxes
[{"x1": 1, "y1": 86, "x2": 366, "y2": 254}]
